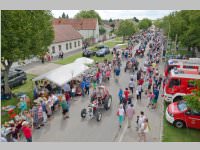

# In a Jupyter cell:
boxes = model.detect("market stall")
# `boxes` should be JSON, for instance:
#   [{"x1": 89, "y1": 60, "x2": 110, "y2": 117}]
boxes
[{"x1": 33, "y1": 62, "x2": 89, "y2": 87}]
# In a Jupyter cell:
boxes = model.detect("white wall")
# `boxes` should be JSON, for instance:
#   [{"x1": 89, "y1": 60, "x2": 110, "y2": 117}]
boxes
[
  {"x1": 48, "y1": 39, "x2": 83, "y2": 57},
  {"x1": 78, "y1": 21, "x2": 100, "y2": 43}
]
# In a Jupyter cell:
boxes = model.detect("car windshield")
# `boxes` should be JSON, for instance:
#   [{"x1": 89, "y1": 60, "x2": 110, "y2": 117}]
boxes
[{"x1": 177, "y1": 101, "x2": 187, "y2": 111}]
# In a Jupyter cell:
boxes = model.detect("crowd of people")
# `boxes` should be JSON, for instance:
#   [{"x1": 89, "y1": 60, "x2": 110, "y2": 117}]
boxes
[
  {"x1": 1, "y1": 27, "x2": 165, "y2": 142},
  {"x1": 116, "y1": 28, "x2": 165, "y2": 142}
]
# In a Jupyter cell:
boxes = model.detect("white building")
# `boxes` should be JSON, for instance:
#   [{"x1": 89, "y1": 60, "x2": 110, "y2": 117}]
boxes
[
  {"x1": 48, "y1": 25, "x2": 83, "y2": 56},
  {"x1": 53, "y1": 18, "x2": 100, "y2": 43}
]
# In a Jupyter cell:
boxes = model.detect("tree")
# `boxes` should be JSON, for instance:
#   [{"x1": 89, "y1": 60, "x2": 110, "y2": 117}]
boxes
[
  {"x1": 110, "y1": 23, "x2": 115, "y2": 32},
  {"x1": 62, "y1": 12, "x2": 66, "y2": 18},
  {"x1": 75, "y1": 10, "x2": 102, "y2": 24},
  {"x1": 66, "y1": 14, "x2": 69, "y2": 19},
  {"x1": 99, "y1": 26, "x2": 106, "y2": 35},
  {"x1": 1, "y1": 10, "x2": 54, "y2": 94},
  {"x1": 184, "y1": 80, "x2": 200, "y2": 111},
  {"x1": 109, "y1": 18, "x2": 113, "y2": 22},
  {"x1": 133, "y1": 17, "x2": 139, "y2": 22},
  {"x1": 116, "y1": 20, "x2": 137, "y2": 42},
  {"x1": 138, "y1": 18, "x2": 152, "y2": 30},
  {"x1": 157, "y1": 10, "x2": 200, "y2": 52}
]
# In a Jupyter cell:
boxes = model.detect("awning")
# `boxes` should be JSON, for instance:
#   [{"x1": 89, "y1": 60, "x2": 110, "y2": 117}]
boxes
[
  {"x1": 33, "y1": 63, "x2": 89, "y2": 87},
  {"x1": 74, "y1": 57, "x2": 94, "y2": 65}
]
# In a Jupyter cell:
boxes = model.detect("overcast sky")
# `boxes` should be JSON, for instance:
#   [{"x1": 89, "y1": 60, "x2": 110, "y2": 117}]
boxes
[{"x1": 52, "y1": 10, "x2": 175, "y2": 20}]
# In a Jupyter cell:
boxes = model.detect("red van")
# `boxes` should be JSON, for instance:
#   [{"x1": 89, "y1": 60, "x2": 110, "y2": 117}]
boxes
[{"x1": 166, "y1": 101, "x2": 200, "y2": 129}]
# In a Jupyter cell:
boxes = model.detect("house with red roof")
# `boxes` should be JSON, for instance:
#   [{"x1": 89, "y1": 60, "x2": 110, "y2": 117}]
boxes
[
  {"x1": 48, "y1": 24, "x2": 83, "y2": 56},
  {"x1": 53, "y1": 18, "x2": 100, "y2": 43}
]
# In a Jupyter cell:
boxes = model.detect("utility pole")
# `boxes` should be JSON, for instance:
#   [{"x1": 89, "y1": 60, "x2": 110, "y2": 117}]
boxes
[
  {"x1": 175, "y1": 34, "x2": 178, "y2": 51},
  {"x1": 167, "y1": 22, "x2": 170, "y2": 52}
]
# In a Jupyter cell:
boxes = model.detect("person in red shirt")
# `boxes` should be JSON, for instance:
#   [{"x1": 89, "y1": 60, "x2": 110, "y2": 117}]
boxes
[
  {"x1": 21, "y1": 121, "x2": 32, "y2": 142},
  {"x1": 123, "y1": 88, "x2": 130, "y2": 113},
  {"x1": 124, "y1": 88, "x2": 130, "y2": 101}
]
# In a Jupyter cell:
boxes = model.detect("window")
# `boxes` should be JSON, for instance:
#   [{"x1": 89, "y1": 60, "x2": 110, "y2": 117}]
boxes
[
  {"x1": 66, "y1": 43, "x2": 68, "y2": 50},
  {"x1": 169, "y1": 79, "x2": 181, "y2": 88},
  {"x1": 78, "y1": 41, "x2": 80, "y2": 46},
  {"x1": 74, "y1": 42, "x2": 77, "y2": 48},
  {"x1": 58, "y1": 45, "x2": 62, "y2": 51},
  {"x1": 70, "y1": 43, "x2": 72, "y2": 49},
  {"x1": 52, "y1": 46, "x2": 55, "y2": 53}
]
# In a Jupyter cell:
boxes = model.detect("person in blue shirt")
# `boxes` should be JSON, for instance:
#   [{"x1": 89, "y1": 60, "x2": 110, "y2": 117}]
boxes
[
  {"x1": 152, "y1": 87, "x2": 159, "y2": 109},
  {"x1": 85, "y1": 80, "x2": 90, "y2": 95},
  {"x1": 80, "y1": 80, "x2": 86, "y2": 97},
  {"x1": 118, "y1": 88, "x2": 123, "y2": 104}
]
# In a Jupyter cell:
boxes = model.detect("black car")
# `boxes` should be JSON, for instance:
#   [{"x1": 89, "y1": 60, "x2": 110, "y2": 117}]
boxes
[
  {"x1": 1, "y1": 68, "x2": 27, "y2": 90},
  {"x1": 82, "y1": 49, "x2": 96, "y2": 57},
  {"x1": 96, "y1": 48, "x2": 110, "y2": 57}
]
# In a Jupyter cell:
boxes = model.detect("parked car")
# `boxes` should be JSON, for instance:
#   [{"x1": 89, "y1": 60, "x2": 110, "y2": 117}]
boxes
[
  {"x1": 96, "y1": 45, "x2": 109, "y2": 51},
  {"x1": 165, "y1": 101, "x2": 200, "y2": 129},
  {"x1": 1, "y1": 68, "x2": 27, "y2": 90},
  {"x1": 96, "y1": 48, "x2": 110, "y2": 57},
  {"x1": 82, "y1": 49, "x2": 96, "y2": 57}
]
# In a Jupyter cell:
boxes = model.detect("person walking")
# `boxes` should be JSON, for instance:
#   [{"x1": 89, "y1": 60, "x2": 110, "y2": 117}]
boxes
[
  {"x1": 137, "y1": 84, "x2": 142, "y2": 101},
  {"x1": 60, "y1": 95, "x2": 70, "y2": 119},
  {"x1": 117, "y1": 104, "x2": 125, "y2": 128},
  {"x1": 129, "y1": 78, "x2": 135, "y2": 94},
  {"x1": 21, "y1": 121, "x2": 32, "y2": 142},
  {"x1": 138, "y1": 118, "x2": 150, "y2": 142},
  {"x1": 40, "y1": 100, "x2": 47, "y2": 124},
  {"x1": 85, "y1": 79, "x2": 90, "y2": 95},
  {"x1": 123, "y1": 88, "x2": 130, "y2": 112},
  {"x1": 152, "y1": 86, "x2": 159, "y2": 109},
  {"x1": 118, "y1": 88, "x2": 123, "y2": 104},
  {"x1": 126, "y1": 104, "x2": 135, "y2": 128},
  {"x1": 80, "y1": 79, "x2": 85, "y2": 97}
]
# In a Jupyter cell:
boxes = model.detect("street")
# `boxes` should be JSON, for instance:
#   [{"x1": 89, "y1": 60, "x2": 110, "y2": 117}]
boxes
[{"x1": 32, "y1": 40, "x2": 164, "y2": 142}]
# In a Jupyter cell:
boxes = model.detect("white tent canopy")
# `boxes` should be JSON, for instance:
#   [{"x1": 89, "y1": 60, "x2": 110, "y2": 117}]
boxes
[
  {"x1": 74, "y1": 57, "x2": 94, "y2": 65},
  {"x1": 33, "y1": 63, "x2": 89, "y2": 87}
]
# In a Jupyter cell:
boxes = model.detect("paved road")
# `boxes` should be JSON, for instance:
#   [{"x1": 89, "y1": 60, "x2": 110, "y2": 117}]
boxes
[{"x1": 32, "y1": 40, "x2": 164, "y2": 142}]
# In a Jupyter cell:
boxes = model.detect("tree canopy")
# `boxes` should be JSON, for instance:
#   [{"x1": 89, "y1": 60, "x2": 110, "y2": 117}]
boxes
[
  {"x1": 138, "y1": 18, "x2": 152, "y2": 30},
  {"x1": 61, "y1": 12, "x2": 69, "y2": 19},
  {"x1": 74, "y1": 10, "x2": 102, "y2": 24},
  {"x1": 116, "y1": 20, "x2": 137, "y2": 42},
  {"x1": 1, "y1": 10, "x2": 54, "y2": 94},
  {"x1": 184, "y1": 80, "x2": 200, "y2": 111},
  {"x1": 154, "y1": 10, "x2": 200, "y2": 50},
  {"x1": 99, "y1": 26, "x2": 106, "y2": 35}
]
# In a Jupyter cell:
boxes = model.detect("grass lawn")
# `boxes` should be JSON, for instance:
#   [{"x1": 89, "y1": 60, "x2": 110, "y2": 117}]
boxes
[
  {"x1": 55, "y1": 52, "x2": 82, "y2": 65},
  {"x1": 55, "y1": 38, "x2": 127, "y2": 65},
  {"x1": 162, "y1": 102, "x2": 200, "y2": 142},
  {"x1": 92, "y1": 53, "x2": 113, "y2": 63},
  {"x1": 1, "y1": 74, "x2": 36, "y2": 124}
]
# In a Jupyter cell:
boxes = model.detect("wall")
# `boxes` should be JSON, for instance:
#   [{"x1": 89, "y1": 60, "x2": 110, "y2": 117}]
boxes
[
  {"x1": 48, "y1": 39, "x2": 83, "y2": 57},
  {"x1": 78, "y1": 21, "x2": 100, "y2": 43}
]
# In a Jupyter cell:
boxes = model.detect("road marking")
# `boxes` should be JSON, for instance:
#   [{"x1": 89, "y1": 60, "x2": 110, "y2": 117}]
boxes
[{"x1": 117, "y1": 98, "x2": 138, "y2": 142}]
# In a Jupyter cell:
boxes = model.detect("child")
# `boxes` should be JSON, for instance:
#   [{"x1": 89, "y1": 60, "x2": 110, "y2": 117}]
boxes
[
  {"x1": 136, "y1": 116, "x2": 140, "y2": 131},
  {"x1": 147, "y1": 92, "x2": 154, "y2": 108},
  {"x1": 136, "y1": 89, "x2": 139, "y2": 100}
]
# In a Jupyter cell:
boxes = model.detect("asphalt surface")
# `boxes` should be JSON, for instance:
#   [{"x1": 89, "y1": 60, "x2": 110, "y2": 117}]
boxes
[{"x1": 31, "y1": 39, "x2": 164, "y2": 142}]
